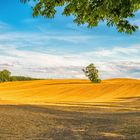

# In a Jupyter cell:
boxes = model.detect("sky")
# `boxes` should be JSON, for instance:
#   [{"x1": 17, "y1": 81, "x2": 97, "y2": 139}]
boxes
[{"x1": 0, "y1": 0, "x2": 140, "y2": 79}]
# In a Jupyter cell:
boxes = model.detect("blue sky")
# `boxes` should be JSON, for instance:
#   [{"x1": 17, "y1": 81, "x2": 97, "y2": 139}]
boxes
[{"x1": 0, "y1": 0, "x2": 140, "y2": 79}]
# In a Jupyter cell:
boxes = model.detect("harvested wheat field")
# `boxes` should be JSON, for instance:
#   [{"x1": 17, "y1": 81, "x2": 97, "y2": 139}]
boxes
[
  {"x1": 0, "y1": 78, "x2": 140, "y2": 105},
  {"x1": 0, "y1": 79, "x2": 140, "y2": 140}
]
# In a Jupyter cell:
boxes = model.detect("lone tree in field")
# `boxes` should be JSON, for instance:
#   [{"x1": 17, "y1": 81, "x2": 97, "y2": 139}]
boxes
[
  {"x1": 21, "y1": 0, "x2": 140, "y2": 34},
  {"x1": 83, "y1": 64, "x2": 101, "y2": 83}
]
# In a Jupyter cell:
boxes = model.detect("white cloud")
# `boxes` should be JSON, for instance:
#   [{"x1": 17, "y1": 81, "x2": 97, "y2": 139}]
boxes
[
  {"x1": 0, "y1": 26, "x2": 140, "y2": 79},
  {"x1": 0, "y1": 39, "x2": 140, "y2": 79}
]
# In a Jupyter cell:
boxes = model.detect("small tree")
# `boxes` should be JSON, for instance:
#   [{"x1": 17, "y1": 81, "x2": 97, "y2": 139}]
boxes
[
  {"x1": 83, "y1": 64, "x2": 101, "y2": 83},
  {"x1": 0, "y1": 69, "x2": 11, "y2": 82}
]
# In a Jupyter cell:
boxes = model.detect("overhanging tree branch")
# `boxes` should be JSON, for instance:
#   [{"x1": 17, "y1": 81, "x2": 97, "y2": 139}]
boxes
[{"x1": 20, "y1": 0, "x2": 140, "y2": 34}]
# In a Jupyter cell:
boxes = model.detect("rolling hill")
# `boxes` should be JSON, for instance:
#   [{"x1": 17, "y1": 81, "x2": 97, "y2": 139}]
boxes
[{"x1": 0, "y1": 78, "x2": 139, "y2": 105}]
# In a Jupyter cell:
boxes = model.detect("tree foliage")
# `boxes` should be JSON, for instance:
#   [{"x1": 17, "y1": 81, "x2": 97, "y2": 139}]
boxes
[
  {"x1": 83, "y1": 64, "x2": 101, "y2": 83},
  {"x1": 0, "y1": 69, "x2": 36, "y2": 82},
  {"x1": 20, "y1": 0, "x2": 140, "y2": 34},
  {"x1": 10, "y1": 76, "x2": 34, "y2": 81},
  {"x1": 0, "y1": 70, "x2": 11, "y2": 82}
]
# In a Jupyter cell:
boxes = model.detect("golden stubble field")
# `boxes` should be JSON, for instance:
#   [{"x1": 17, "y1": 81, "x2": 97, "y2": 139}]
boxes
[
  {"x1": 0, "y1": 78, "x2": 139, "y2": 140},
  {"x1": 0, "y1": 78, "x2": 140, "y2": 105}
]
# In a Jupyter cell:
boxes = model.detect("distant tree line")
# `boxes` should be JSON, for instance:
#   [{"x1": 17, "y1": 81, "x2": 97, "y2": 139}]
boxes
[
  {"x1": 0, "y1": 69, "x2": 37, "y2": 82},
  {"x1": 0, "y1": 66, "x2": 101, "y2": 83}
]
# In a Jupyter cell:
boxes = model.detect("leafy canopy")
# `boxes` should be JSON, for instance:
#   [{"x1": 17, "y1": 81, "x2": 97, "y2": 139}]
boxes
[
  {"x1": 21, "y1": 0, "x2": 140, "y2": 34},
  {"x1": 83, "y1": 64, "x2": 101, "y2": 83},
  {"x1": 0, "y1": 69, "x2": 11, "y2": 82},
  {"x1": 0, "y1": 69, "x2": 37, "y2": 82}
]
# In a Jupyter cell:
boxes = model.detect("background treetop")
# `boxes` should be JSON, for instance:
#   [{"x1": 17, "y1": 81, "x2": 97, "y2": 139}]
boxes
[{"x1": 21, "y1": 0, "x2": 140, "y2": 34}]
